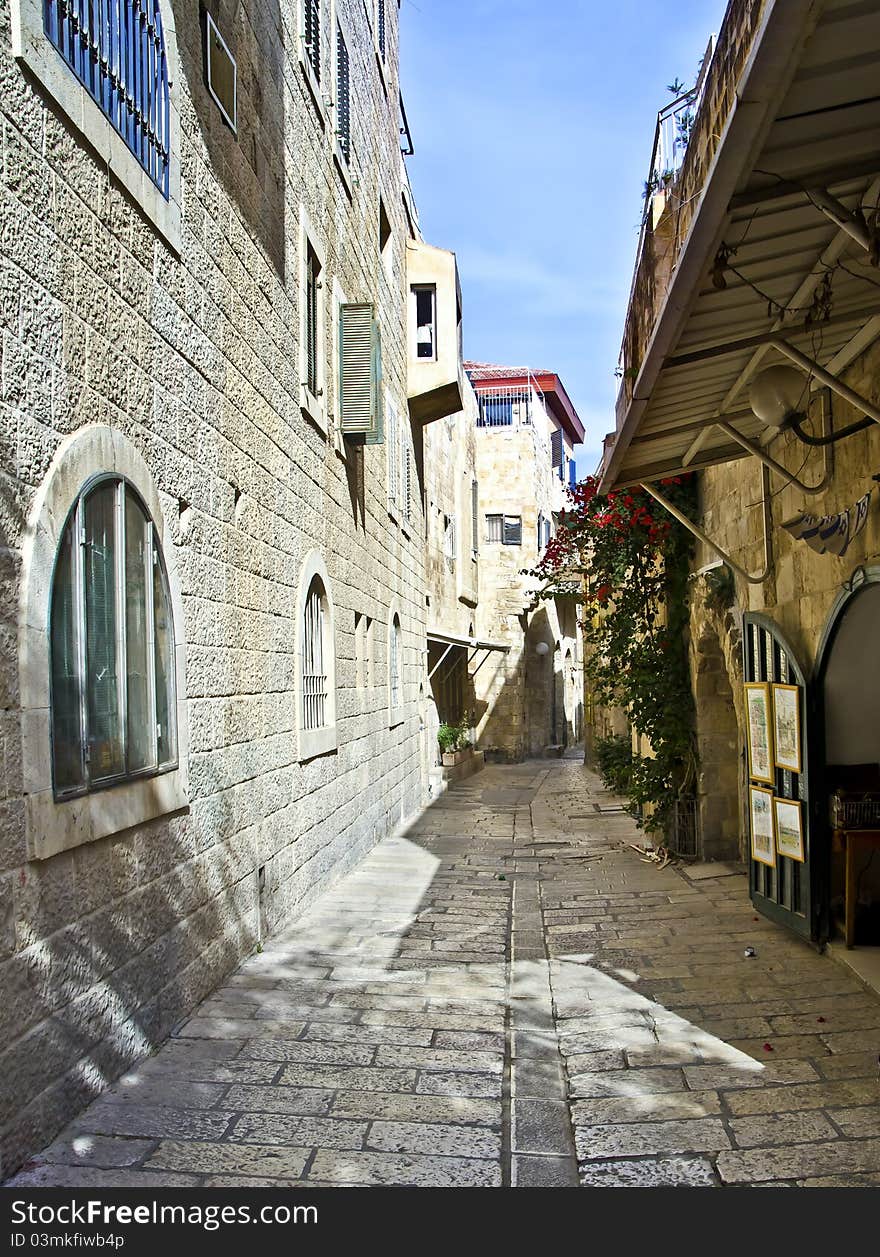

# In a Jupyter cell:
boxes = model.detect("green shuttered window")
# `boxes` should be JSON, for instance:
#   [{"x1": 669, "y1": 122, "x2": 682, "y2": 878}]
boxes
[
  {"x1": 339, "y1": 302, "x2": 384, "y2": 444},
  {"x1": 50, "y1": 477, "x2": 177, "y2": 799}
]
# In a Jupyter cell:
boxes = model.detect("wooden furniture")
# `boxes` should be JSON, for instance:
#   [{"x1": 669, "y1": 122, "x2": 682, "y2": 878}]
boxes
[{"x1": 832, "y1": 827, "x2": 880, "y2": 948}]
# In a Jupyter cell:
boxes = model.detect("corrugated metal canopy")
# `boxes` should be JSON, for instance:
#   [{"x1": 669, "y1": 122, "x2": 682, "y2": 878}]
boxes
[{"x1": 602, "y1": 0, "x2": 880, "y2": 491}]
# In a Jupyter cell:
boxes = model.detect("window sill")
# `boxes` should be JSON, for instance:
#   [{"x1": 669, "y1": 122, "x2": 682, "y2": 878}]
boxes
[
  {"x1": 375, "y1": 48, "x2": 389, "y2": 98},
  {"x1": 299, "y1": 725, "x2": 338, "y2": 762},
  {"x1": 25, "y1": 766, "x2": 189, "y2": 862},
  {"x1": 334, "y1": 147, "x2": 354, "y2": 200},
  {"x1": 298, "y1": 48, "x2": 327, "y2": 129},
  {"x1": 12, "y1": 3, "x2": 181, "y2": 252},
  {"x1": 301, "y1": 385, "x2": 328, "y2": 435}
]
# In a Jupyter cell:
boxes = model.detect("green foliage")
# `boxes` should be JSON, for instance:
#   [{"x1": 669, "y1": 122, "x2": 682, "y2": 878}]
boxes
[
  {"x1": 531, "y1": 475, "x2": 698, "y2": 834},
  {"x1": 437, "y1": 719, "x2": 471, "y2": 754},
  {"x1": 594, "y1": 733, "x2": 634, "y2": 796}
]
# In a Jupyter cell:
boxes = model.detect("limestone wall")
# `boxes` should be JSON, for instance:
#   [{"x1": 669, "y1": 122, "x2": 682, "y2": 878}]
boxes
[{"x1": 0, "y1": 0, "x2": 424, "y2": 1175}]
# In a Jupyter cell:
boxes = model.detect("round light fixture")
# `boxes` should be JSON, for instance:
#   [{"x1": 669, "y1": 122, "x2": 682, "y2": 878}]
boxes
[
  {"x1": 535, "y1": 641, "x2": 550, "y2": 656},
  {"x1": 748, "y1": 364, "x2": 807, "y2": 429}
]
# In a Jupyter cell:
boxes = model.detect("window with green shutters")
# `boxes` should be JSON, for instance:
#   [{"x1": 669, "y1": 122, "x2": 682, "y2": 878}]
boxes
[
  {"x1": 49, "y1": 478, "x2": 177, "y2": 799},
  {"x1": 338, "y1": 302, "x2": 384, "y2": 444}
]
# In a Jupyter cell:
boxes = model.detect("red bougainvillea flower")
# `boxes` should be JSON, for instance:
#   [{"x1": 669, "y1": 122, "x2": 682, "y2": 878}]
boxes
[
  {"x1": 762, "y1": 1043, "x2": 774, "y2": 1052},
  {"x1": 595, "y1": 584, "x2": 611, "y2": 603}
]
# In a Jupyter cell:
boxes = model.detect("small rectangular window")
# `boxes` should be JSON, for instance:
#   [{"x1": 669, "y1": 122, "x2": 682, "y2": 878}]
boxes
[
  {"x1": 471, "y1": 481, "x2": 479, "y2": 555},
  {"x1": 379, "y1": 198, "x2": 392, "y2": 272},
  {"x1": 306, "y1": 243, "x2": 322, "y2": 399},
  {"x1": 444, "y1": 514, "x2": 456, "y2": 560},
  {"x1": 485, "y1": 513, "x2": 503, "y2": 544},
  {"x1": 205, "y1": 14, "x2": 237, "y2": 132},
  {"x1": 413, "y1": 286, "x2": 436, "y2": 360},
  {"x1": 503, "y1": 515, "x2": 522, "y2": 546},
  {"x1": 336, "y1": 25, "x2": 351, "y2": 163}
]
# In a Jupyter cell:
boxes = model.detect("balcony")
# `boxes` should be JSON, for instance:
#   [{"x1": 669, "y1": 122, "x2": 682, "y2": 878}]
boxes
[
  {"x1": 617, "y1": 0, "x2": 765, "y2": 411},
  {"x1": 406, "y1": 239, "x2": 465, "y2": 425}
]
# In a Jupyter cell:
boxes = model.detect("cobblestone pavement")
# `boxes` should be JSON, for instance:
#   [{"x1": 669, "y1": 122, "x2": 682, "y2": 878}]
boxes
[{"x1": 8, "y1": 760, "x2": 880, "y2": 1187}]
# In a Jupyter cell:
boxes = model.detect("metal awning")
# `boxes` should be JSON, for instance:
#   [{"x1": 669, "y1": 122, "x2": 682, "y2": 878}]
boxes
[
  {"x1": 601, "y1": 0, "x2": 880, "y2": 492},
  {"x1": 427, "y1": 630, "x2": 509, "y2": 683},
  {"x1": 427, "y1": 630, "x2": 509, "y2": 653}
]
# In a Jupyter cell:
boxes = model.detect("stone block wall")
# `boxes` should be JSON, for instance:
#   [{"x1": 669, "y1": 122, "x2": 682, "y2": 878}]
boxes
[{"x1": 0, "y1": 0, "x2": 424, "y2": 1176}]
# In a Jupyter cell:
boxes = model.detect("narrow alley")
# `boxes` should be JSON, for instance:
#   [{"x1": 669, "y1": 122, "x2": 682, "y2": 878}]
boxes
[{"x1": 10, "y1": 759, "x2": 880, "y2": 1190}]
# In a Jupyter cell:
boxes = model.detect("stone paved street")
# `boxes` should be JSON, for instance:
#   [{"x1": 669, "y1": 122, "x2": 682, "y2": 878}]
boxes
[{"x1": 8, "y1": 759, "x2": 880, "y2": 1188}]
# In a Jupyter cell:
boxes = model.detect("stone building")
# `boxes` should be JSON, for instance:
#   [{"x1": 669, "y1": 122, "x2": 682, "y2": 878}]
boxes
[
  {"x1": 602, "y1": 0, "x2": 880, "y2": 949},
  {"x1": 0, "y1": 0, "x2": 435, "y2": 1177},
  {"x1": 466, "y1": 364, "x2": 585, "y2": 762}
]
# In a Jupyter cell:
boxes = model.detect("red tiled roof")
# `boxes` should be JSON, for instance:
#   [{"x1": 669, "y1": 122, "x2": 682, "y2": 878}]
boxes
[{"x1": 463, "y1": 361, "x2": 553, "y2": 380}]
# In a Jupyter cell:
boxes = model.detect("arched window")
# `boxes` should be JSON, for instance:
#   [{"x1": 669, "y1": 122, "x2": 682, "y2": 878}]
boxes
[
  {"x1": 302, "y1": 576, "x2": 329, "y2": 732},
  {"x1": 43, "y1": 0, "x2": 171, "y2": 197},
  {"x1": 50, "y1": 477, "x2": 177, "y2": 798},
  {"x1": 390, "y1": 614, "x2": 402, "y2": 711},
  {"x1": 296, "y1": 553, "x2": 336, "y2": 760}
]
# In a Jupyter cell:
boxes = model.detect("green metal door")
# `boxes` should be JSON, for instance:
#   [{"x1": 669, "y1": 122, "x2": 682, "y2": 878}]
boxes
[{"x1": 743, "y1": 614, "x2": 818, "y2": 941}]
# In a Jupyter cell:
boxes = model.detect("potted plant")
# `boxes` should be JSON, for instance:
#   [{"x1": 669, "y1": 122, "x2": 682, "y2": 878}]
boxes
[{"x1": 438, "y1": 718, "x2": 471, "y2": 766}]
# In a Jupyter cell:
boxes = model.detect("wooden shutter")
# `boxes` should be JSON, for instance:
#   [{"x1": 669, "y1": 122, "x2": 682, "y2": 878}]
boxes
[
  {"x1": 551, "y1": 429, "x2": 564, "y2": 480},
  {"x1": 339, "y1": 302, "x2": 383, "y2": 442}
]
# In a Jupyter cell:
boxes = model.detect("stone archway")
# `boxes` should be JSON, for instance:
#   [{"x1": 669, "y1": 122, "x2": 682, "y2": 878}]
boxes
[{"x1": 692, "y1": 625, "x2": 742, "y2": 861}]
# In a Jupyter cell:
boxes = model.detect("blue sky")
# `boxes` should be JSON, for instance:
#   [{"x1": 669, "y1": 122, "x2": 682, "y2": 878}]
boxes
[{"x1": 399, "y1": 0, "x2": 729, "y2": 473}]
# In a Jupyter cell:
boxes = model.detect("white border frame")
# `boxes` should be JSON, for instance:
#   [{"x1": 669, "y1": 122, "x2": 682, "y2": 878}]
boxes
[
  {"x1": 19, "y1": 425, "x2": 189, "y2": 861},
  {"x1": 10, "y1": 0, "x2": 182, "y2": 252},
  {"x1": 387, "y1": 598, "x2": 404, "y2": 728},
  {"x1": 206, "y1": 12, "x2": 237, "y2": 134},
  {"x1": 299, "y1": 205, "x2": 328, "y2": 434},
  {"x1": 295, "y1": 550, "x2": 338, "y2": 761}
]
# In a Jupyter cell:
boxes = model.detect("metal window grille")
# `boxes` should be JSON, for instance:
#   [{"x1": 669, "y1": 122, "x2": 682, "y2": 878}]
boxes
[
  {"x1": 306, "y1": 246, "x2": 320, "y2": 398},
  {"x1": 403, "y1": 444, "x2": 412, "y2": 522},
  {"x1": 336, "y1": 24, "x2": 350, "y2": 163},
  {"x1": 43, "y1": 0, "x2": 171, "y2": 197},
  {"x1": 668, "y1": 795, "x2": 700, "y2": 859},
  {"x1": 377, "y1": 0, "x2": 386, "y2": 59},
  {"x1": 304, "y1": 0, "x2": 321, "y2": 82},
  {"x1": 49, "y1": 476, "x2": 176, "y2": 799},
  {"x1": 303, "y1": 580, "x2": 327, "y2": 731},
  {"x1": 390, "y1": 616, "x2": 401, "y2": 708},
  {"x1": 471, "y1": 480, "x2": 479, "y2": 554},
  {"x1": 476, "y1": 386, "x2": 536, "y2": 428},
  {"x1": 486, "y1": 513, "x2": 503, "y2": 544}
]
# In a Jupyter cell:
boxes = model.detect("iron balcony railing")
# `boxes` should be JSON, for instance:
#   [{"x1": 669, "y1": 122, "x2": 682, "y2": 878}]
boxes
[{"x1": 474, "y1": 379, "x2": 544, "y2": 429}]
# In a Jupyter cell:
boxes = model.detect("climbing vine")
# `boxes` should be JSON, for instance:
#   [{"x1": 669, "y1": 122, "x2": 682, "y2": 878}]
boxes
[{"x1": 529, "y1": 474, "x2": 699, "y2": 834}]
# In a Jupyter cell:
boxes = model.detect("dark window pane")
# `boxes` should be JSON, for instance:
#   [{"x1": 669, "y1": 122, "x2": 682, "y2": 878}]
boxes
[
  {"x1": 84, "y1": 483, "x2": 124, "y2": 781},
  {"x1": 125, "y1": 491, "x2": 154, "y2": 773},
  {"x1": 415, "y1": 288, "x2": 435, "y2": 359},
  {"x1": 51, "y1": 518, "x2": 84, "y2": 793},
  {"x1": 153, "y1": 547, "x2": 176, "y2": 766}
]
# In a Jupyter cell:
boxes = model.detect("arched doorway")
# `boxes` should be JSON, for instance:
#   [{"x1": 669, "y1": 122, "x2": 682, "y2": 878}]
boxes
[{"x1": 816, "y1": 571, "x2": 880, "y2": 948}]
